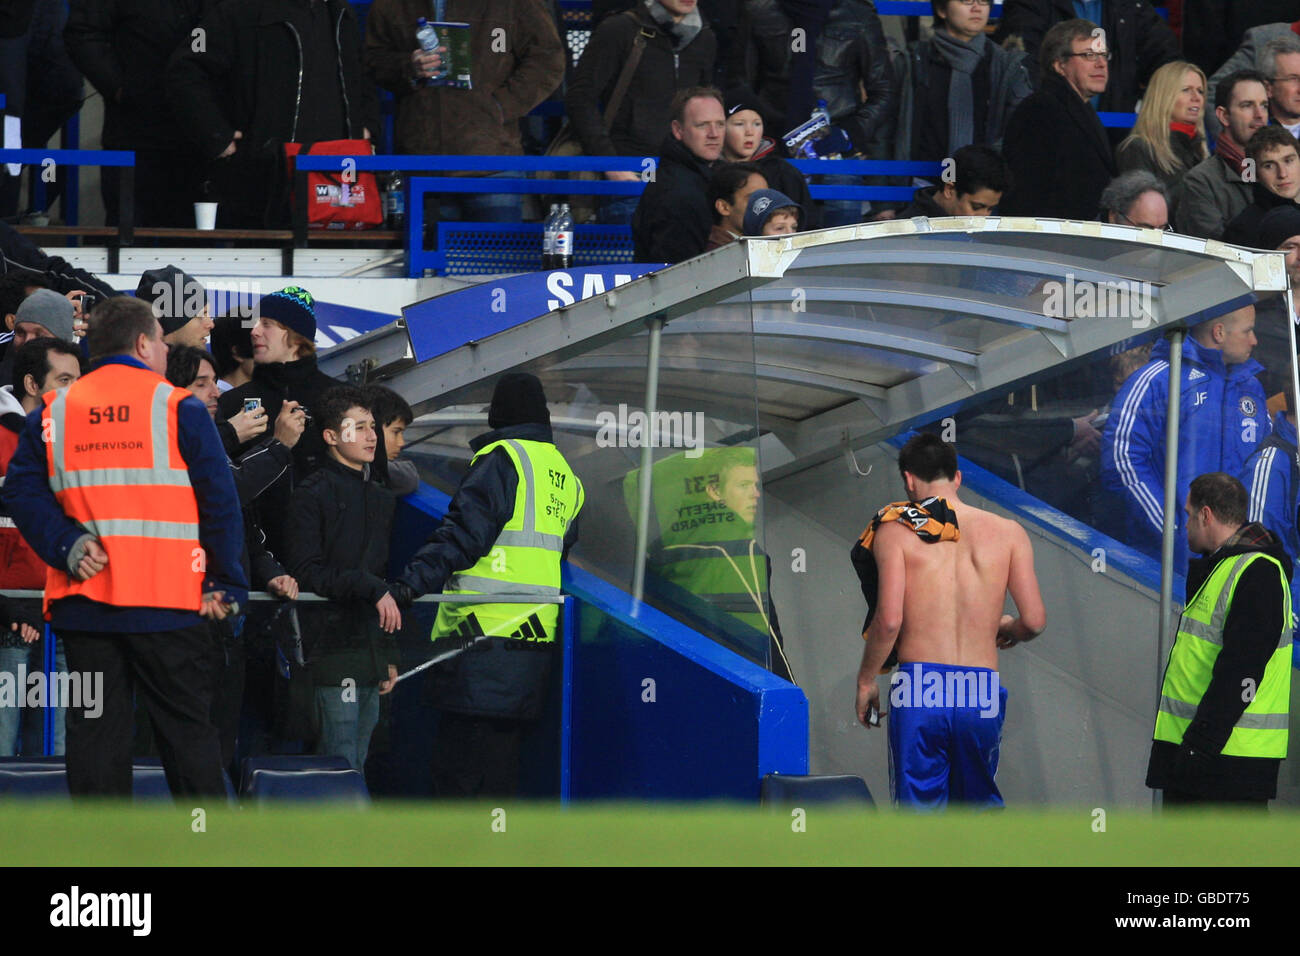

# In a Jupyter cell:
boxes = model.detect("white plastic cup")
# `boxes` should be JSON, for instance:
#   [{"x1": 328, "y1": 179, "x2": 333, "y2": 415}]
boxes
[{"x1": 194, "y1": 202, "x2": 218, "y2": 230}]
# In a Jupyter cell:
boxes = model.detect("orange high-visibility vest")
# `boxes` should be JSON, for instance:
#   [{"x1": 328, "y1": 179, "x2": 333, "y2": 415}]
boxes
[{"x1": 42, "y1": 362, "x2": 203, "y2": 616}]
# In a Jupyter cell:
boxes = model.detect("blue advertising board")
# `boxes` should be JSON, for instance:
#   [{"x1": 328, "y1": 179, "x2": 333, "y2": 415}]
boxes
[{"x1": 401, "y1": 264, "x2": 663, "y2": 363}]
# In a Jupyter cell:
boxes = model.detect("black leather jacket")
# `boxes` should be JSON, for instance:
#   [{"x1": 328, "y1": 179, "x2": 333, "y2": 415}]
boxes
[
  {"x1": 725, "y1": 0, "x2": 795, "y2": 134},
  {"x1": 811, "y1": 0, "x2": 896, "y2": 155}
]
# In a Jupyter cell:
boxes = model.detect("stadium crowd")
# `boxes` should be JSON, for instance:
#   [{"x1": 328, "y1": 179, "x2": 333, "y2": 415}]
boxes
[{"x1": 0, "y1": 0, "x2": 1299, "y2": 805}]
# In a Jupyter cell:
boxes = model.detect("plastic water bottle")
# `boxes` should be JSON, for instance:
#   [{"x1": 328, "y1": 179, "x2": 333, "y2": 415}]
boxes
[
  {"x1": 384, "y1": 172, "x2": 406, "y2": 229},
  {"x1": 416, "y1": 18, "x2": 444, "y2": 84},
  {"x1": 814, "y1": 98, "x2": 832, "y2": 129},
  {"x1": 554, "y1": 203, "x2": 574, "y2": 269},
  {"x1": 542, "y1": 203, "x2": 559, "y2": 269}
]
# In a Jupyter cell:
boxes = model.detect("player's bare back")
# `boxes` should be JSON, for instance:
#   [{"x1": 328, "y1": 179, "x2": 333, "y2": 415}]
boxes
[{"x1": 886, "y1": 500, "x2": 1032, "y2": 669}]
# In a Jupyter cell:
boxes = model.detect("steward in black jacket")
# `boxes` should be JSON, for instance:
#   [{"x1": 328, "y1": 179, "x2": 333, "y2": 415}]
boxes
[
  {"x1": 999, "y1": 71, "x2": 1117, "y2": 220},
  {"x1": 166, "y1": 0, "x2": 380, "y2": 228},
  {"x1": 394, "y1": 420, "x2": 579, "y2": 720},
  {"x1": 632, "y1": 133, "x2": 716, "y2": 263},
  {"x1": 566, "y1": 3, "x2": 716, "y2": 160},
  {"x1": 1147, "y1": 522, "x2": 1292, "y2": 802},
  {"x1": 286, "y1": 456, "x2": 398, "y2": 688}
]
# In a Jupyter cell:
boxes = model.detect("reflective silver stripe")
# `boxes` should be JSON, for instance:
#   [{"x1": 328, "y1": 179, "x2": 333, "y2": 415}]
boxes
[
  {"x1": 503, "y1": 439, "x2": 537, "y2": 534},
  {"x1": 495, "y1": 529, "x2": 563, "y2": 551},
  {"x1": 47, "y1": 380, "x2": 190, "y2": 493},
  {"x1": 84, "y1": 518, "x2": 199, "y2": 540},
  {"x1": 1237, "y1": 712, "x2": 1290, "y2": 730},
  {"x1": 1178, "y1": 617, "x2": 1222, "y2": 645},
  {"x1": 150, "y1": 382, "x2": 173, "y2": 471},
  {"x1": 1158, "y1": 695, "x2": 1198, "y2": 721},
  {"x1": 52, "y1": 468, "x2": 192, "y2": 490},
  {"x1": 445, "y1": 575, "x2": 558, "y2": 597},
  {"x1": 49, "y1": 390, "x2": 66, "y2": 476},
  {"x1": 1178, "y1": 554, "x2": 1266, "y2": 648},
  {"x1": 1159, "y1": 695, "x2": 1288, "y2": 730}
]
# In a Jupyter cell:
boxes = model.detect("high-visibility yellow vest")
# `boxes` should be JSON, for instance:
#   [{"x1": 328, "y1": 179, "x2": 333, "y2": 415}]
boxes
[
  {"x1": 622, "y1": 448, "x2": 773, "y2": 636},
  {"x1": 1154, "y1": 551, "x2": 1292, "y2": 758},
  {"x1": 433, "y1": 439, "x2": 583, "y2": 642}
]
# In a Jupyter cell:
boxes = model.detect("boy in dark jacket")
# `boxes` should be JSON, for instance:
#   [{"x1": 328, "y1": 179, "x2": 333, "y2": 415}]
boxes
[
  {"x1": 286, "y1": 386, "x2": 400, "y2": 773},
  {"x1": 364, "y1": 384, "x2": 419, "y2": 497}
]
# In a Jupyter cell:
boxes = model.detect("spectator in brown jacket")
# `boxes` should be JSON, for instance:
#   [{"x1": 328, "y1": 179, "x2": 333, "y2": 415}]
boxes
[{"x1": 365, "y1": 0, "x2": 566, "y2": 224}]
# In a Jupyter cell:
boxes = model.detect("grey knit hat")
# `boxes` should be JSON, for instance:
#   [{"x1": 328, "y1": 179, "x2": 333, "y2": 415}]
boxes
[{"x1": 14, "y1": 289, "x2": 75, "y2": 342}]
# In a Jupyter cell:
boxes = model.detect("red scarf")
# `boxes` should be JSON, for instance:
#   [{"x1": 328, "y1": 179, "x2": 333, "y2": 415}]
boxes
[
  {"x1": 1215, "y1": 128, "x2": 1249, "y2": 179},
  {"x1": 1170, "y1": 121, "x2": 1197, "y2": 138}
]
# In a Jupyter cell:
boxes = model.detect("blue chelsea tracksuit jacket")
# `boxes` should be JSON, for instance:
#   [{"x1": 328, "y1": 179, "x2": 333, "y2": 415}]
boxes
[{"x1": 1102, "y1": 335, "x2": 1269, "y2": 571}]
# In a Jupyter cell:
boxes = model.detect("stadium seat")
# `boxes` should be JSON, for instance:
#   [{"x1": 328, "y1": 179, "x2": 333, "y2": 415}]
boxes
[
  {"x1": 239, "y1": 755, "x2": 353, "y2": 796},
  {"x1": 244, "y1": 768, "x2": 370, "y2": 806},
  {"x1": 0, "y1": 756, "x2": 66, "y2": 770},
  {"x1": 760, "y1": 773, "x2": 875, "y2": 808},
  {"x1": 0, "y1": 768, "x2": 70, "y2": 798}
]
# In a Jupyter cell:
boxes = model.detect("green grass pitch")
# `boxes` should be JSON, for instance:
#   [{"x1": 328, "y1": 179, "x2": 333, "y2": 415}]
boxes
[{"x1": 4, "y1": 802, "x2": 1299, "y2": 866}]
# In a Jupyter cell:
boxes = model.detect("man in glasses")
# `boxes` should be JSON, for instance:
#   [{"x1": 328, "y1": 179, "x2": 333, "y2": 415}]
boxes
[
  {"x1": 1000, "y1": 19, "x2": 1117, "y2": 220},
  {"x1": 1262, "y1": 36, "x2": 1300, "y2": 140},
  {"x1": 1100, "y1": 169, "x2": 1170, "y2": 231},
  {"x1": 995, "y1": 0, "x2": 1177, "y2": 121}
]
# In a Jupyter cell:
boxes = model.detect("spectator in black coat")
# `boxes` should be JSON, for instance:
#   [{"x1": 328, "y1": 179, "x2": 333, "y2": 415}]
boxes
[
  {"x1": 811, "y1": 0, "x2": 896, "y2": 226},
  {"x1": 724, "y1": 0, "x2": 794, "y2": 135},
  {"x1": 995, "y1": 0, "x2": 1179, "y2": 120},
  {"x1": 64, "y1": 0, "x2": 208, "y2": 226},
  {"x1": 166, "y1": 344, "x2": 301, "y2": 777},
  {"x1": 1222, "y1": 126, "x2": 1300, "y2": 248},
  {"x1": 1000, "y1": 19, "x2": 1118, "y2": 220},
  {"x1": 720, "y1": 88, "x2": 816, "y2": 228},
  {"x1": 632, "y1": 86, "x2": 726, "y2": 263},
  {"x1": 218, "y1": 286, "x2": 342, "y2": 556},
  {"x1": 898, "y1": 0, "x2": 1033, "y2": 164},
  {"x1": 0, "y1": 221, "x2": 117, "y2": 300},
  {"x1": 166, "y1": 0, "x2": 380, "y2": 229},
  {"x1": 0, "y1": 0, "x2": 82, "y2": 221},
  {"x1": 567, "y1": 1, "x2": 716, "y2": 226},
  {"x1": 812, "y1": 0, "x2": 895, "y2": 153},
  {"x1": 286, "y1": 385, "x2": 400, "y2": 774}
]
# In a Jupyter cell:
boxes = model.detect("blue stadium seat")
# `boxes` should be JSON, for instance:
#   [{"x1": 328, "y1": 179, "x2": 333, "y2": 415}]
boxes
[
  {"x1": 133, "y1": 759, "x2": 170, "y2": 800},
  {"x1": 0, "y1": 758, "x2": 235, "y2": 800},
  {"x1": 0, "y1": 756, "x2": 66, "y2": 770},
  {"x1": 244, "y1": 768, "x2": 370, "y2": 805},
  {"x1": 0, "y1": 768, "x2": 69, "y2": 797},
  {"x1": 239, "y1": 755, "x2": 353, "y2": 796},
  {"x1": 760, "y1": 773, "x2": 875, "y2": 807},
  {"x1": 131, "y1": 760, "x2": 237, "y2": 801}
]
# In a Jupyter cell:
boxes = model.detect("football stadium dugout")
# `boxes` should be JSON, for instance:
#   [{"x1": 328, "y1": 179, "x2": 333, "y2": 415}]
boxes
[{"x1": 5, "y1": 218, "x2": 1298, "y2": 809}]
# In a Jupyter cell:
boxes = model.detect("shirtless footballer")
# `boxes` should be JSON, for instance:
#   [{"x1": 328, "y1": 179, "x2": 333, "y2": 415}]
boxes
[{"x1": 855, "y1": 434, "x2": 1046, "y2": 806}]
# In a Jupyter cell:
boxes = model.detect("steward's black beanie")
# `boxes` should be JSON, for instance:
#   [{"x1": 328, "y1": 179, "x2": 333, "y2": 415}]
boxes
[{"x1": 488, "y1": 372, "x2": 550, "y2": 429}]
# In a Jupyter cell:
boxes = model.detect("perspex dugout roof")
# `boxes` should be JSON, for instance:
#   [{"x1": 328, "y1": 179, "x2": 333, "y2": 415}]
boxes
[{"x1": 383, "y1": 217, "x2": 1289, "y2": 473}]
